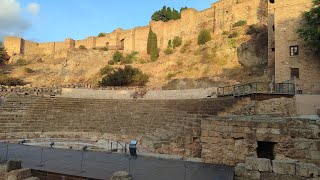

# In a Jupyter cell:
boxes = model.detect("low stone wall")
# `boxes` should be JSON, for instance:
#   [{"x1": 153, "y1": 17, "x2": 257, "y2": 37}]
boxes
[
  {"x1": 144, "y1": 87, "x2": 217, "y2": 99},
  {"x1": 60, "y1": 87, "x2": 217, "y2": 100},
  {"x1": 0, "y1": 86, "x2": 62, "y2": 96},
  {"x1": 201, "y1": 116, "x2": 320, "y2": 166},
  {"x1": 235, "y1": 157, "x2": 320, "y2": 180},
  {"x1": 220, "y1": 97, "x2": 296, "y2": 116}
]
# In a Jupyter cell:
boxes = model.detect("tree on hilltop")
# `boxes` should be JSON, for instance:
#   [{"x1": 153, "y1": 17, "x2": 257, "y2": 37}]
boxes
[
  {"x1": 297, "y1": 0, "x2": 320, "y2": 54},
  {"x1": 151, "y1": 6, "x2": 187, "y2": 22},
  {"x1": 98, "y1": 32, "x2": 106, "y2": 37}
]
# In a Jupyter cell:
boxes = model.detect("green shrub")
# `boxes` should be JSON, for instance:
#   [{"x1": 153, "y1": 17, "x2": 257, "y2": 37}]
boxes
[
  {"x1": 24, "y1": 68, "x2": 35, "y2": 73},
  {"x1": 100, "y1": 65, "x2": 149, "y2": 86},
  {"x1": 198, "y1": 30, "x2": 212, "y2": 45},
  {"x1": 100, "y1": 65, "x2": 114, "y2": 75},
  {"x1": 0, "y1": 75, "x2": 25, "y2": 86},
  {"x1": 101, "y1": 47, "x2": 108, "y2": 51},
  {"x1": 79, "y1": 45, "x2": 87, "y2": 50},
  {"x1": 228, "y1": 39, "x2": 237, "y2": 48},
  {"x1": 113, "y1": 51, "x2": 123, "y2": 62},
  {"x1": 180, "y1": 40, "x2": 191, "y2": 53},
  {"x1": 92, "y1": 47, "x2": 97, "y2": 50},
  {"x1": 233, "y1": 20, "x2": 247, "y2": 27},
  {"x1": 121, "y1": 51, "x2": 139, "y2": 65},
  {"x1": 15, "y1": 59, "x2": 28, "y2": 66},
  {"x1": 228, "y1": 32, "x2": 239, "y2": 38},
  {"x1": 168, "y1": 40, "x2": 172, "y2": 48},
  {"x1": 98, "y1": 33, "x2": 105, "y2": 37},
  {"x1": 164, "y1": 48, "x2": 174, "y2": 55},
  {"x1": 172, "y1": 36, "x2": 182, "y2": 48}
]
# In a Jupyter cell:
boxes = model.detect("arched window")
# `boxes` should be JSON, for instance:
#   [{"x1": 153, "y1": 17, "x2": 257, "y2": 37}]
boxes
[{"x1": 269, "y1": 0, "x2": 274, "y2": 4}]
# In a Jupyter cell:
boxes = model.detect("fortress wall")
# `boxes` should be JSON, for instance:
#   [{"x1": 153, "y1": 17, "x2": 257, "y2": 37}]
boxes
[
  {"x1": 23, "y1": 40, "x2": 41, "y2": 55},
  {"x1": 38, "y1": 42, "x2": 55, "y2": 54},
  {"x1": 274, "y1": 0, "x2": 320, "y2": 94},
  {"x1": 75, "y1": 40, "x2": 87, "y2": 48},
  {"x1": 133, "y1": 26, "x2": 149, "y2": 53},
  {"x1": 123, "y1": 30, "x2": 135, "y2": 53},
  {"x1": 86, "y1": 37, "x2": 96, "y2": 49},
  {"x1": 96, "y1": 36, "x2": 110, "y2": 48},
  {"x1": 196, "y1": 8, "x2": 215, "y2": 31},
  {"x1": 212, "y1": 0, "x2": 261, "y2": 33},
  {"x1": 180, "y1": 9, "x2": 199, "y2": 40},
  {"x1": 55, "y1": 41, "x2": 68, "y2": 51},
  {"x1": 4, "y1": 36, "x2": 23, "y2": 56}
]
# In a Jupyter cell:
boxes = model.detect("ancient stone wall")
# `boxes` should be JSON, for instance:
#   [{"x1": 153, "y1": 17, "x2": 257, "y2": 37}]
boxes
[
  {"x1": 201, "y1": 116, "x2": 320, "y2": 166},
  {"x1": 3, "y1": 37, "x2": 23, "y2": 56},
  {"x1": 23, "y1": 40, "x2": 40, "y2": 55},
  {"x1": 235, "y1": 157, "x2": 320, "y2": 179},
  {"x1": 220, "y1": 97, "x2": 296, "y2": 116},
  {"x1": 3, "y1": 0, "x2": 263, "y2": 56},
  {"x1": 273, "y1": 0, "x2": 320, "y2": 94}
]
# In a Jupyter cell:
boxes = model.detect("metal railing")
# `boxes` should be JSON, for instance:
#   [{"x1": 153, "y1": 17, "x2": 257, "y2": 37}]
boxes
[{"x1": 217, "y1": 82, "x2": 295, "y2": 97}]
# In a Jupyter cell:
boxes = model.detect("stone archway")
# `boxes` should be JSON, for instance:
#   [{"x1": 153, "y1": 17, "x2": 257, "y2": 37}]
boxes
[{"x1": 120, "y1": 39, "x2": 124, "y2": 50}]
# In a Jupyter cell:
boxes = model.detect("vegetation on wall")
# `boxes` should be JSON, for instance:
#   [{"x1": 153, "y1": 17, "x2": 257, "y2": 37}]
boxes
[
  {"x1": 147, "y1": 28, "x2": 159, "y2": 61},
  {"x1": 100, "y1": 65, "x2": 149, "y2": 86},
  {"x1": 233, "y1": 20, "x2": 247, "y2": 27},
  {"x1": 151, "y1": 6, "x2": 187, "y2": 22},
  {"x1": 79, "y1": 45, "x2": 87, "y2": 50},
  {"x1": 198, "y1": 30, "x2": 212, "y2": 45},
  {"x1": 298, "y1": 0, "x2": 320, "y2": 54},
  {"x1": 172, "y1": 36, "x2": 182, "y2": 48}
]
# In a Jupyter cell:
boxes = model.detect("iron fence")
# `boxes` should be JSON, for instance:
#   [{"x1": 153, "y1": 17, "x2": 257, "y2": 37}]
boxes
[{"x1": 217, "y1": 82, "x2": 295, "y2": 97}]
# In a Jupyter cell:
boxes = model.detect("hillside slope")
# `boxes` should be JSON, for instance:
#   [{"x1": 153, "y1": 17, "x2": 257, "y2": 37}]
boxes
[{"x1": 4, "y1": 25, "x2": 269, "y2": 89}]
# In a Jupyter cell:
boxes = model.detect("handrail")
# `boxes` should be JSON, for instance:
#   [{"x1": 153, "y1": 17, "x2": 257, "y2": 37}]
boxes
[{"x1": 217, "y1": 82, "x2": 295, "y2": 97}]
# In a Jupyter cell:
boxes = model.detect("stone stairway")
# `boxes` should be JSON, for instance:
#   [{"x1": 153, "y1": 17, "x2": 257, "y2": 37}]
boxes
[{"x1": 0, "y1": 95, "x2": 236, "y2": 156}]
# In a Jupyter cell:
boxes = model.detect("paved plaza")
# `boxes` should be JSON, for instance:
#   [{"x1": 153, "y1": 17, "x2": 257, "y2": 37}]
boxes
[{"x1": 0, "y1": 142, "x2": 233, "y2": 180}]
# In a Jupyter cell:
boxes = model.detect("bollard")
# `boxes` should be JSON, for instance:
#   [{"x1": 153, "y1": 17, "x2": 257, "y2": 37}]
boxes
[
  {"x1": 80, "y1": 152, "x2": 84, "y2": 173},
  {"x1": 38, "y1": 149, "x2": 44, "y2": 167},
  {"x1": 125, "y1": 144, "x2": 127, "y2": 154},
  {"x1": 6, "y1": 144, "x2": 8, "y2": 162},
  {"x1": 111, "y1": 142, "x2": 113, "y2": 152}
]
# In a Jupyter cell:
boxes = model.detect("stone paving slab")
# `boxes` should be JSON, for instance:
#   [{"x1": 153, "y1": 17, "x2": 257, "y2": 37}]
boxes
[{"x1": 0, "y1": 142, "x2": 234, "y2": 180}]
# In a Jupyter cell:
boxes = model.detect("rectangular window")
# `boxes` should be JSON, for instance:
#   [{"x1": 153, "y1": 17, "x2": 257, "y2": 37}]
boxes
[
  {"x1": 291, "y1": 68, "x2": 299, "y2": 79},
  {"x1": 290, "y1": 45, "x2": 299, "y2": 56},
  {"x1": 272, "y1": 48, "x2": 275, "y2": 52}
]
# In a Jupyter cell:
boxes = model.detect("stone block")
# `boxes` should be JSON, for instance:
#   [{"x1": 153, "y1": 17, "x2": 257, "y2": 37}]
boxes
[
  {"x1": 246, "y1": 170, "x2": 261, "y2": 180},
  {"x1": 7, "y1": 168, "x2": 32, "y2": 180},
  {"x1": 234, "y1": 163, "x2": 246, "y2": 177},
  {"x1": 310, "y1": 151, "x2": 320, "y2": 160},
  {"x1": 272, "y1": 160, "x2": 297, "y2": 175},
  {"x1": 245, "y1": 157, "x2": 272, "y2": 172},
  {"x1": 6, "y1": 160, "x2": 22, "y2": 172},
  {"x1": 296, "y1": 162, "x2": 319, "y2": 178}
]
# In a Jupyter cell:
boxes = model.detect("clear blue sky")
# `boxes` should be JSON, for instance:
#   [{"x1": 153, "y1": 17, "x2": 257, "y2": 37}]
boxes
[{"x1": 17, "y1": 0, "x2": 216, "y2": 42}]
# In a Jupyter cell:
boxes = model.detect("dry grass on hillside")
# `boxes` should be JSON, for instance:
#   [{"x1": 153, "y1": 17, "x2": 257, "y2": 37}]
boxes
[{"x1": 4, "y1": 25, "x2": 269, "y2": 89}]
